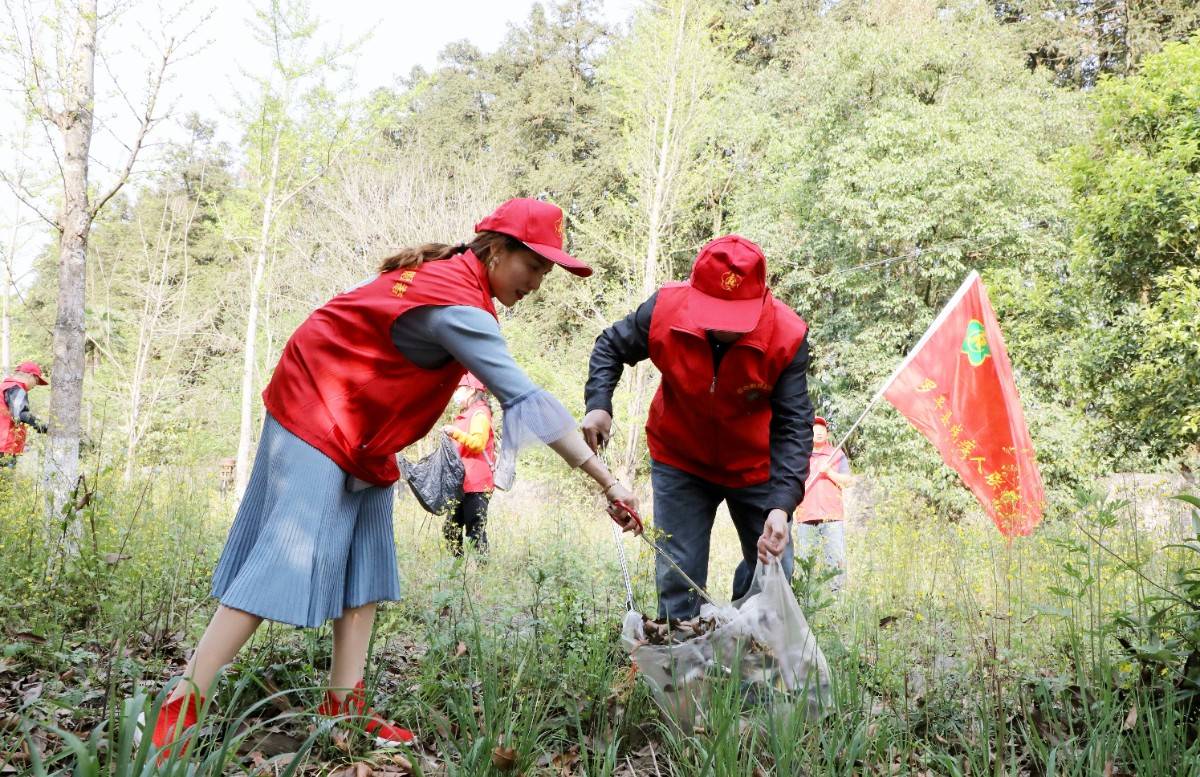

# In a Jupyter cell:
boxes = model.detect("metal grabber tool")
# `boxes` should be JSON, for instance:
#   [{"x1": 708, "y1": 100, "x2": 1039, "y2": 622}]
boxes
[
  {"x1": 600, "y1": 443, "x2": 638, "y2": 612},
  {"x1": 600, "y1": 444, "x2": 719, "y2": 610}
]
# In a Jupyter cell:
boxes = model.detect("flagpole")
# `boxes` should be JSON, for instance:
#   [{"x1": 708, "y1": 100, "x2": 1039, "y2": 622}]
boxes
[{"x1": 805, "y1": 271, "x2": 981, "y2": 489}]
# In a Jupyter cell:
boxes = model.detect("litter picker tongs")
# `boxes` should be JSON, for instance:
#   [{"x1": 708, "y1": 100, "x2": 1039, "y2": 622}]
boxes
[{"x1": 601, "y1": 445, "x2": 718, "y2": 610}]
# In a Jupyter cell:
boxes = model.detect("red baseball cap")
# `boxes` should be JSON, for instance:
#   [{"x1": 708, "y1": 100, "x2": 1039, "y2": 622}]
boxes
[
  {"x1": 813, "y1": 416, "x2": 828, "y2": 428},
  {"x1": 457, "y1": 372, "x2": 486, "y2": 391},
  {"x1": 686, "y1": 235, "x2": 768, "y2": 333},
  {"x1": 474, "y1": 198, "x2": 593, "y2": 278},
  {"x1": 17, "y1": 361, "x2": 48, "y2": 386}
]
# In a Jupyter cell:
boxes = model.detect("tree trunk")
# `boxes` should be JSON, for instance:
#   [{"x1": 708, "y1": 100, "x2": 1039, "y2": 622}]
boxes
[
  {"x1": 234, "y1": 126, "x2": 282, "y2": 500},
  {"x1": 123, "y1": 274, "x2": 156, "y2": 484},
  {"x1": 2, "y1": 221, "x2": 14, "y2": 373},
  {"x1": 44, "y1": 0, "x2": 97, "y2": 523},
  {"x1": 619, "y1": 2, "x2": 687, "y2": 481}
]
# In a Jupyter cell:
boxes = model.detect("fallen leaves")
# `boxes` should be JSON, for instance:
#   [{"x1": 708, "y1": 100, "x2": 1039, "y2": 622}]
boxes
[
  {"x1": 1122, "y1": 703, "x2": 1137, "y2": 731},
  {"x1": 534, "y1": 745, "x2": 580, "y2": 775},
  {"x1": 490, "y1": 741, "x2": 518, "y2": 771},
  {"x1": 637, "y1": 615, "x2": 721, "y2": 646},
  {"x1": 335, "y1": 763, "x2": 375, "y2": 777},
  {"x1": 329, "y1": 752, "x2": 414, "y2": 777}
]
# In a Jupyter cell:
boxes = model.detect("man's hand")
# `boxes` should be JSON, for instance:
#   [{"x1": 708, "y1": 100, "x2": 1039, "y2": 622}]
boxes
[
  {"x1": 604, "y1": 481, "x2": 643, "y2": 535},
  {"x1": 757, "y1": 508, "x2": 789, "y2": 563},
  {"x1": 581, "y1": 409, "x2": 613, "y2": 452}
]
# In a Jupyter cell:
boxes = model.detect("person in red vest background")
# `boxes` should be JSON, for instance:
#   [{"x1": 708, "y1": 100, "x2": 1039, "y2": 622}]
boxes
[
  {"x1": 796, "y1": 416, "x2": 854, "y2": 593},
  {"x1": 1, "y1": 361, "x2": 49, "y2": 468},
  {"x1": 582, "y1": 235, "x2": 815, "y2": 619},
  {"x1": 146, "y1": 198, "x2": 641, "y2": 758},
  {"x1": 441, "y1": 372, "x2": 496, "y2": 555}
]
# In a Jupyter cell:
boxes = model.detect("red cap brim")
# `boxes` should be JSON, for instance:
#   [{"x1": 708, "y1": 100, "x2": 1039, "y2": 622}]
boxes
[
  {"x1": 522, "y1": 240, "x2": 593, "y2": 278},
  {"x1": 34, "y1": 375, "x2": 48, "y2": 386},
  {"x1": 686, "y1": 286, "x2": 765, "y2": 333}
]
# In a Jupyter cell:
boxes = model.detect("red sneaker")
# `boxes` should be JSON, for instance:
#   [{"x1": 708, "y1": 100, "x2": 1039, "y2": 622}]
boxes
[
  {"x1": 318, "y1": 680, "x2": 415, "y2": 747},
  {"x1": 150, "y1": 693, "x2": 203, "y2": 761}
]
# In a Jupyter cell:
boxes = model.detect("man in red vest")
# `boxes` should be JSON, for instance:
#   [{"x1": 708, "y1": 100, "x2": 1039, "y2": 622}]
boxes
[
  {"x1": 582, "y1": 235, "x2": 814, "y2": 619},
  {"x1": 1, "y1": 361, "x2": 49, "y2": 468}
]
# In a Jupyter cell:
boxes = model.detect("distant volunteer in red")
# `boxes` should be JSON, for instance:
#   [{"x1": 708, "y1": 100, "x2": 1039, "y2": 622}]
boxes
[
  {"x1": 441, "y1": 372, "x2": 496, "y2": 555},
  {"x1": 583, "y1": 235, "x2": 815, "y2": 619},
  {"x1": 796, "y1": 416, "x2": 853, "y2": 592},
  {"x1": 147, "y1": 199, "x2": 640, "y2": 757},
  {"x1": 1, "y1": 361, "x2": 49, "y2": 468}
]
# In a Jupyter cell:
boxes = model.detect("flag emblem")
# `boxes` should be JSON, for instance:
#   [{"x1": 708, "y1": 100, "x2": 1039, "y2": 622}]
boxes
[{"x1": 962, "y1": 320, "x2": 991, "y2": 366}]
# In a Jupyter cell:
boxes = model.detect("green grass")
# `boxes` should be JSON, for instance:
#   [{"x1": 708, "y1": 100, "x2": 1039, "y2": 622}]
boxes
[{"x1": 1, "y1": 468, "x2": 1198, "y2": 775}]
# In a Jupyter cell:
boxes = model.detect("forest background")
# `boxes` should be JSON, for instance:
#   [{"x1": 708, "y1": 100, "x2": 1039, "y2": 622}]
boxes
[{"x1": 2, "y1": 0, "x2": 1200, "y2": 774}]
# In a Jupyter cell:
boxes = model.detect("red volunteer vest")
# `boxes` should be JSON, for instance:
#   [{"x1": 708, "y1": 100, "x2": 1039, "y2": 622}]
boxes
[
  {"x1": 0, "y1": 377, "x2": 31, "y2": 455},
  {"x1": 646, "y1": 284, "x2": 808, "y2": 488},
  {"x1": 799, "y1": 444, "x2": 847, "y2": 522},
  {"x1": 263, "y1": 252, "x2": 497, "y2": 486},
  {"x1": 453, "y1": 400, "x2": 496, "y2": 493}
]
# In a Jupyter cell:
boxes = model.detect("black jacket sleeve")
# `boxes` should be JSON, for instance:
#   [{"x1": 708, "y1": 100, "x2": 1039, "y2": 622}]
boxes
[
  {"x1": 765, "y1": 337, "x2": 815, "y2": 516},
  {"x1": 584, "y1": 292, "x2": 658, "y2": 416}
]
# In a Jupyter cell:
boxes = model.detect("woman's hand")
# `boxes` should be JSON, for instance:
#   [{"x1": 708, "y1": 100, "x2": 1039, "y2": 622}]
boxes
[
  {"x1": 441, "y1": 424, "x2": 456, "y2": 436},
  {"x1": 604, "y1": 482, "x2": 643, "y2": 535},
  {"x1": 756, "y1": 508, "x2": 790, "y2": 563}
]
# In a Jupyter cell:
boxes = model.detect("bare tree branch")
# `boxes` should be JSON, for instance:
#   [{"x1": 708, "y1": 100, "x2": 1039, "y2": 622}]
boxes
[
  {"x1": 96, "y1": 44, "x2": 142, "y2": 119},
  {"x1": 36, "y1": 114, "x2": 67, "y2": 187},
  {"x1": 13, "y1": 0, "x2": 64, "y2": 128},
  {"x1": 0, "y1": 168, "x2": 60, "y2": 232},
  {"x1": 89, "y1": 37, "x2": 173, "y2": 220}
]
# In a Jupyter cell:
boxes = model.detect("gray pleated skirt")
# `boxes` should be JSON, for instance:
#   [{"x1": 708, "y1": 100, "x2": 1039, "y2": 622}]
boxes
[{"x1": 210, "y1": 413, "x2": 401, "y2": 628}]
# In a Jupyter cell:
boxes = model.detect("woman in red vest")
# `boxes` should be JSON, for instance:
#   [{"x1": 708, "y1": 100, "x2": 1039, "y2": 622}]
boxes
[
  {"x1": 148, "y1": 198, "x2": 640, "y2": 757},
  {"x1": 582, "y1": 235, "x2": 815, "y2": 619},
  {"x1": 797, "y1": 416, "x2": 853, "y2": 592},
  {"x1": 1, "y1": 361, "x2": 49, "y2": 468},
  {"x1": 441, "y1": 372, "x2": 496, "y2": 555}
]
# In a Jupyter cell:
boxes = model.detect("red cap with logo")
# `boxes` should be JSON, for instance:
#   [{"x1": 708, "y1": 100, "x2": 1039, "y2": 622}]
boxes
[
  {"x1": 813, "y1": 416, "x2": 828, "y2": 428},
  {"x1": 474, "y1": 198, "x2": 592, "y2": 278},
  {"x1": 686, "y1": 235, "x2": 768, "y2": 333},
  {"x1": 457, "y1": 372, "x2": 486, "y2": 392},
  {"x1": 17, "y1": 361, "x2": 48, "y2": 386}
]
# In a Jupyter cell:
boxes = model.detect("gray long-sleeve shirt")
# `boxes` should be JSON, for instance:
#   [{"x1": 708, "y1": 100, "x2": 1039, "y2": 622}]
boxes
[
  {"x1": 391, "y1": 305, "x2": 540, "y2": 408},
  {"x1": 389, "y1": 304, "x2": 581, "y2": 487}
]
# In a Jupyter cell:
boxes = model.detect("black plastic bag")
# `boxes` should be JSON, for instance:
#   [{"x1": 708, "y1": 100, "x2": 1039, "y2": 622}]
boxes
[{"x1": 399, "y1": 435, "x2": 465, "y2": 515}]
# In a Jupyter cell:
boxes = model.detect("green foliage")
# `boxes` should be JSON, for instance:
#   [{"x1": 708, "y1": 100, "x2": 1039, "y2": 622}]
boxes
[
  {"x1": 6, "y1": 3, "x2": 1200, "y2": 774},
  {"x1": 6, "y1": 474, "x2": 1199, "y2": 773},
  {"x1": 725, "y1": 0, "x2": 1086, "y2": 510},
  {"x1": 1065, "y1": 35, "x2": 1200, "y2": 462},
  {"x1": 993, "y1": 0, "x2": 1200, "y2": 87}
]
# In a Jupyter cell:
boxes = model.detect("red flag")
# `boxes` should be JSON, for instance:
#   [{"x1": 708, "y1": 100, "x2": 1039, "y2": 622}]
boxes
[{"x1": 882, "y1": 272, "x2": 1044, "y2": 536}]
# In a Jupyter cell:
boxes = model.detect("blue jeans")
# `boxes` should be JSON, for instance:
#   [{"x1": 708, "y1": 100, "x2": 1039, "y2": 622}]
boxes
[{"x1": 650, "y1": 459, "x2": 794, "y2": 619}]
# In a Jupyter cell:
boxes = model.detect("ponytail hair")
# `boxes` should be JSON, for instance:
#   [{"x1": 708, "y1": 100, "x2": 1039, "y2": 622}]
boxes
[
  {"x1": 379, "y1": 242, "x2": 467, "y2": 273},
  {"x1": 378, "y1": 231, "x2": 528, "y2": 273}
]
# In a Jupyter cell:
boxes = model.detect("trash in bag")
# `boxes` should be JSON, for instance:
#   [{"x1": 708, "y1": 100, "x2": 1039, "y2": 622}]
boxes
[
  {"x1": 621, "y1": 559, "x2": 832, "y2": 729},
  {"x1": 398, "y1": 435, "x2": 465, "y2": 515}
]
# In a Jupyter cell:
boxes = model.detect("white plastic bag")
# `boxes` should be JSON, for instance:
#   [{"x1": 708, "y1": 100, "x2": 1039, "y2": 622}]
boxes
[{"x1": 621, "y1": 560, "x2": 832, "y2": 729}]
